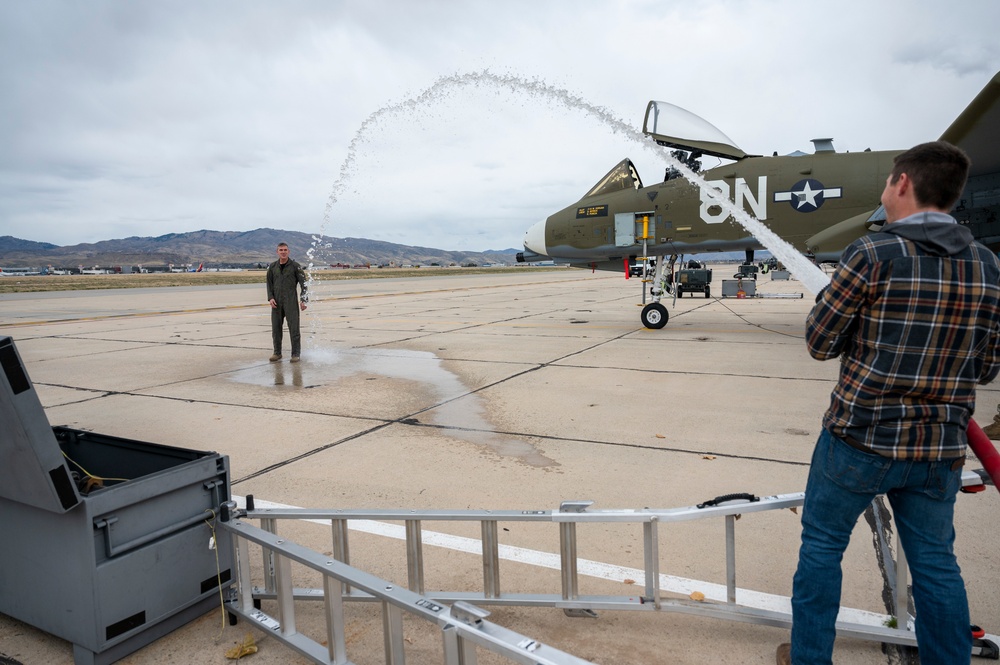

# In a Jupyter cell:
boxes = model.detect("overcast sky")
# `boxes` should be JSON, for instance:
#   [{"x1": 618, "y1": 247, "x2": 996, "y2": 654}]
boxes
[{"x1": 2, "y1": 1, "x2": 999, "y2": 252}]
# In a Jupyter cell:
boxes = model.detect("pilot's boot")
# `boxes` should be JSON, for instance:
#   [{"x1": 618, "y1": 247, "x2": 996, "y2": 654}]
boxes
[{"x1": 981, "y1": 411, "x2": 1000, "y2": 440}]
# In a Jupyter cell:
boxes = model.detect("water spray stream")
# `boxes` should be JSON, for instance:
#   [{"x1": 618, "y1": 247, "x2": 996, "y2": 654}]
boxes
[
  {"x1": 310, "y1": 69, "x2": 831, "y2": 297},
  {"x1": 295, "y1": 72, "x2": 835, "y2": 462}
]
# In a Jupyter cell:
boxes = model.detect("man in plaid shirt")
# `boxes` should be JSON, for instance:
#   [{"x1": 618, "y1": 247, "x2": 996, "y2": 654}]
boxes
[{"x1": 778, "y1": 142, "x2": 1000, "y2": 665}]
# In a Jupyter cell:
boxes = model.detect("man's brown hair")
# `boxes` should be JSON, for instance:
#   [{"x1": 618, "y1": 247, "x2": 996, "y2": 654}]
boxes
[{"x1": 890, "y1": 141, "x2": 970, "y2": 211}]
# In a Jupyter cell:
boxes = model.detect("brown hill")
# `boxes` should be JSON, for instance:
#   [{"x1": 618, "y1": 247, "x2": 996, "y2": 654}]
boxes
[{"x1": 0, "y1": 229, "x2": 520, "y2": 269}]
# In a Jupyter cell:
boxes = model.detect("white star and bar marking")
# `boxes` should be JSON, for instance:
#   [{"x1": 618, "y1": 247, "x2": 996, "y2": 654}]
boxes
[{"x1": 773, "y1": 179, "x2": 842, "y2": 212}]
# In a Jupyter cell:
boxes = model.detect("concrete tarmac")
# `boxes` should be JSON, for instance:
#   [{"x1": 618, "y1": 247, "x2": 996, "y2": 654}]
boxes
[{"x1": 1, "y1": 268, "x2": 997, "y2": 664}]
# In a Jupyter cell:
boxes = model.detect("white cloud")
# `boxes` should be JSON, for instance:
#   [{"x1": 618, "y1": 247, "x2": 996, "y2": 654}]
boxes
[{"x1": 1, "y1": 0, "x2": 998, "y2": 250}]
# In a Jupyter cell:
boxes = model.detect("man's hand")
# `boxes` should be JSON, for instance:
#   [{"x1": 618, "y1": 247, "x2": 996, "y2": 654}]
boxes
[
  {"x1": 269, "y1": 298, "x2": 277, "y2": 308},
  {"x1": 300, "y1": 301, "x2": 307, "y2": 311}
]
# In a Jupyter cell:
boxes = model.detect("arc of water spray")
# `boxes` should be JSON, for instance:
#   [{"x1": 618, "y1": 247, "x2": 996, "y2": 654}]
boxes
[{"x1": 307, "y1": 69, "x2": 831, "y2": 296}]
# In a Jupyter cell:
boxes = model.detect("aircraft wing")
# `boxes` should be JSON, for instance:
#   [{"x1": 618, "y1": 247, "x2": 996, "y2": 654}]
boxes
[
  {"x1": 804, "y1": 208, "x2": 881, "y2": 263},
  {"x1": 940, "y1": 71, "x2": 1000, "y2": 177},
  {"x1": 642, "y1": 100, "x2": 748, "y2": 160}
]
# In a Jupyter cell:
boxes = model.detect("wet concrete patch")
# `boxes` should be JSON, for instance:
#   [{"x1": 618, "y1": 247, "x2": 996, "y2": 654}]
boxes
[{"x1": 229, "y1": 346, "x2": 557, "y2": 467}]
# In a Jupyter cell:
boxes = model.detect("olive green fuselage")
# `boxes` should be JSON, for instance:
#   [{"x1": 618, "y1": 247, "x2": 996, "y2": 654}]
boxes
[{"x1": 542, "y1": 150, "x2": 900, "y2": 264}]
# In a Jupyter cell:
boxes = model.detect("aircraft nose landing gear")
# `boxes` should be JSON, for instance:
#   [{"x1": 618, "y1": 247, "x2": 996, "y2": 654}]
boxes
[
  {"x1": 641, "y1": 302, "x2": 668, "y2": 329},
  {"x1": 637, "y1": 253, "x2": 676, "y2": 329}
]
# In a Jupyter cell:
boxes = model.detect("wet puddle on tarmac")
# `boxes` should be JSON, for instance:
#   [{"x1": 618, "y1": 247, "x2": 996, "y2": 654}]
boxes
[{"x1": 229, "y1": 347, "x2": 556, "y2": 468}]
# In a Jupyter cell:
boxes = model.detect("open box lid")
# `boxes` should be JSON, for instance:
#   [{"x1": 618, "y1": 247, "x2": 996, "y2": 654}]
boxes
[{"x1": 0, "y1": 337, "x2": 81, "y2": 513}]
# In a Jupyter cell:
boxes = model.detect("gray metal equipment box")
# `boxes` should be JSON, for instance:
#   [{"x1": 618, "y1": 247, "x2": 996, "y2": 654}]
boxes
[
  {"x1": 721, "y1": 279, "x2": 757, "y2": 298},
  {"x1": 771, "y1": 270, "x2": 791, "y2": 280},
  {"x1": 0, "y1": 336, "x2": 232, "y2": 665}
]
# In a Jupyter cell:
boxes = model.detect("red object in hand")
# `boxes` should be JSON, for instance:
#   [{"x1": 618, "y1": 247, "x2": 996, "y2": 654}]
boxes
[{"x1": 968, "y1": 419, "x2": 1000, "y2": 494}]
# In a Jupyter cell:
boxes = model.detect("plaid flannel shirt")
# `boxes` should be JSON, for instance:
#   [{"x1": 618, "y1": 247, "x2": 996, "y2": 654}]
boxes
[{"x1": 806, "y1": 219, "x2": 1000, "y2": 460}]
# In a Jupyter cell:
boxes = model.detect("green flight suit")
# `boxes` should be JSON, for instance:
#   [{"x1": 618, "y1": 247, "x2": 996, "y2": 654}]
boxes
[{"x1": 266, "y1": 259, "x2": 308, "y2": 356}]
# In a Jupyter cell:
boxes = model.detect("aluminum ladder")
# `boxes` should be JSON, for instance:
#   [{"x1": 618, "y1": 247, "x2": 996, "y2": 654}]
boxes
[{"x1": 218, "y1": 467, "x2": 999, "y2": 662}]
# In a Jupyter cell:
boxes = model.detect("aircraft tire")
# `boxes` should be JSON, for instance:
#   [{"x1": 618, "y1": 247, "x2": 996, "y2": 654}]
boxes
[
  {"x1": 641, "y1": 303, "x2": 669, "y2": 329},
  {"x1": 704, "y1": 286, "x2": 711, "y2": 298}
]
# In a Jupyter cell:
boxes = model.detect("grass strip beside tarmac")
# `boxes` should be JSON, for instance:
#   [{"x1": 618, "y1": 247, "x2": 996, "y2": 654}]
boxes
[{"x1": 0, "y1": 266, "x2": 564, "y2": 294}]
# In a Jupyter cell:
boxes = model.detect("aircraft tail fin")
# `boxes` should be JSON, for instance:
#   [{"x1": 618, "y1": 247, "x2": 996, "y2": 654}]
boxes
[{"x1": 940, "y1": 71, "x2": 1000, "y2": 177}]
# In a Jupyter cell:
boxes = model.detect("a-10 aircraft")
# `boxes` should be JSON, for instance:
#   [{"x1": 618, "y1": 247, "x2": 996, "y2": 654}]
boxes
[{"x1": 517, "y1": 71, "x2": 1000, "y2": 328}]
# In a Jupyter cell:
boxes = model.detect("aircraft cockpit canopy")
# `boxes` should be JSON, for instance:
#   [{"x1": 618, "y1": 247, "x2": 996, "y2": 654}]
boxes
[
  {"x1": 642, "y1": 100, "x2": 749, "y2": 160},
  {"x1": 584, "y1": 158, "x2": 643, "y2": 198}
]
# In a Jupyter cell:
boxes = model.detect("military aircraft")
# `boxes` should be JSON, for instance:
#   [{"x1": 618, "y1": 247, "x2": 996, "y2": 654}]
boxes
[{"x1": 518, "y1": 71, "x2": 1000, "y2": 329}]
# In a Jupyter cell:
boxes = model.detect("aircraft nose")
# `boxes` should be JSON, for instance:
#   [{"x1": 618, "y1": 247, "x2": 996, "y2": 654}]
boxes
[{"x1": 523, "y1": 219, "x2": 547, "y2": 255}]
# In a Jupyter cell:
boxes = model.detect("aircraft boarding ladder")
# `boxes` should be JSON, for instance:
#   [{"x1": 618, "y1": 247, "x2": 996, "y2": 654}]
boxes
[{"x1": 216, "y1": 468, "x2": 999, "y2": 664}]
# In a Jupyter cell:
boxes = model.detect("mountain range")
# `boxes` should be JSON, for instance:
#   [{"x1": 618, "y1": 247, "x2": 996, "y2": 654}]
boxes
[{"x1": 0, "y1": 229, "x2": 521, "y2": 269}]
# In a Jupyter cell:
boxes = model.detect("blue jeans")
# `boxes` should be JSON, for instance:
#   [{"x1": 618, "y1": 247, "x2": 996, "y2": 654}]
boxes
[{"x1": 790, "y1": 430, "x2": 970, "y2": 664}]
